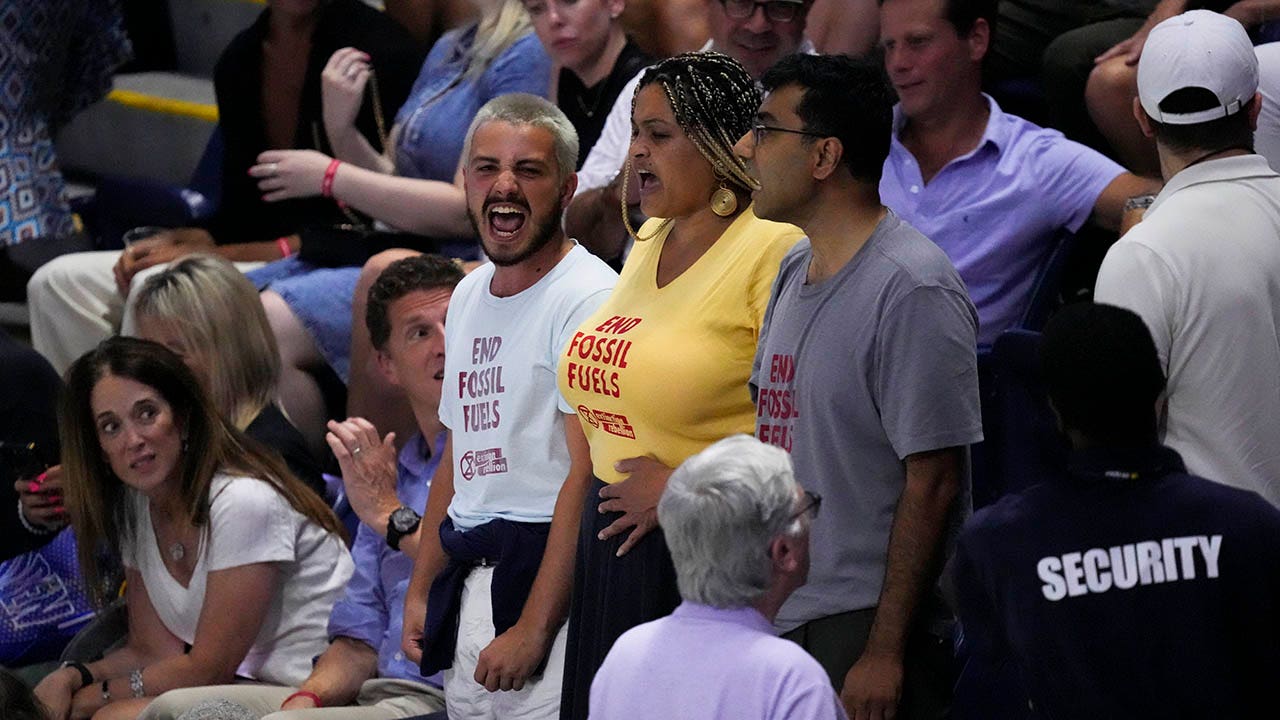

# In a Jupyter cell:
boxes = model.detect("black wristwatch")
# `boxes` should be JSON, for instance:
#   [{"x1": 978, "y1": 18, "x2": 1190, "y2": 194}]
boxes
[
  {"x1": 60, "y1": 661, "x2": 94, "y2": 691},
  {"x1": 386, "y1": 506, "x2": 422, "y2": 551}
]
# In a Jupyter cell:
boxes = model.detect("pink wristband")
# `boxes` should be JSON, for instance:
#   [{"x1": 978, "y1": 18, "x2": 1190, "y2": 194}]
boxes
[
  {"x1": 321, "y1": 158, "x2": 342, "y2": 198},
  {"x1": 275, "y1": 236, "x2": 293, "y2": 258}
]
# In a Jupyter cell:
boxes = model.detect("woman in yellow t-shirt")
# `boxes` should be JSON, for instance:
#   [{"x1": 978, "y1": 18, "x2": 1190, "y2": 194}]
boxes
[{"x1": 557, "y1": 52, "x2": 803, "y2": 718}]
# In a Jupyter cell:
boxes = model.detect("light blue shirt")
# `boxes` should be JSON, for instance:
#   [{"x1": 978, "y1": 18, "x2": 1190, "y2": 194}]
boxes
[
  {"x1": 880, "y1": 95, "x2": 1124, "y2": 345},
  {"x1": 326, "y1": 432, "x2": 445, "y2": 684},
  {"x1": 590, "y1": 602, "x2": 846, "y2": 720},
  {"x1": 393, "y1": 26, "x2": 551, "y2": 182}
]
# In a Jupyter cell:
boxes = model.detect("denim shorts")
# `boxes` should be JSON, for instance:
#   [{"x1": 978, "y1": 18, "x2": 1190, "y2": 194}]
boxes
[{"x1": 247, "y1": 256, "x2": 360, "y2": 383}]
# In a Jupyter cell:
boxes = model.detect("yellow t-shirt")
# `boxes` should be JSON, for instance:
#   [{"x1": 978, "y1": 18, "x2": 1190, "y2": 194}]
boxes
[{"x1": 558, "y1": 206, "x2": 803, "y2": 483}]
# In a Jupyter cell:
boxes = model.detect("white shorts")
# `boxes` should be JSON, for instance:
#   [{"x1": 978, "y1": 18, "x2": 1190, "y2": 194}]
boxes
[{"x1": 444, "y1": 566, "x2": 568, "y2": 720}]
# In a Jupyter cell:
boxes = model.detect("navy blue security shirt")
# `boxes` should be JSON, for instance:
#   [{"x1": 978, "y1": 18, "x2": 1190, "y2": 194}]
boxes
[{"x1": 951, "y1": 445, "x2": 1280, "y2": 719}]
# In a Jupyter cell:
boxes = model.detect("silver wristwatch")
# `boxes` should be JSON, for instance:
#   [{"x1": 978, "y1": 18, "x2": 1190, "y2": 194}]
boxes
[{"x1": 1123, "y1": 194, "x2": 1156, "y2": 212}]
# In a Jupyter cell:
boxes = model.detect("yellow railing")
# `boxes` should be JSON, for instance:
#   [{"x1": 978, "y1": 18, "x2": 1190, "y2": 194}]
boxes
[{"x1": 105, "y1": 90, "x2": 219, "y2": 122}]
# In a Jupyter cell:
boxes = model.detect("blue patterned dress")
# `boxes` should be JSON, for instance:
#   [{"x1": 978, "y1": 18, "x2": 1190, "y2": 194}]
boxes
[{"x1": 0, "y1": 0, "x2": 131, "y2": 246}]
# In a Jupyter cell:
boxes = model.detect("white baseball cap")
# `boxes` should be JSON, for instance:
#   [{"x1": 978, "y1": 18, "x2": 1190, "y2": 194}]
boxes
[{"x1": 1137, "y1": 10, "x2": 1259, "y2": 125}]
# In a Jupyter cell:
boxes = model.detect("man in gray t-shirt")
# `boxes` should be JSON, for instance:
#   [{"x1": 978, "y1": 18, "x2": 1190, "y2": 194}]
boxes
[{"x1": 734, "y1": 55, "x2": 982, "y2": 720}]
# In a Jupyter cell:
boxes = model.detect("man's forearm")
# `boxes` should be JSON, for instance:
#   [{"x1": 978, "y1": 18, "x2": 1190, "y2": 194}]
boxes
[
  {"x1": 1150, "y1": 0, "x2": 1188, "y2": 27},
  {"x1": 865, "y1": 448, "x2": 962, "y2": 658},
  {"x1": 511, "y1": 417, "x2": 594, "y2": 637},
  {"x1": 395, "y1": 522, "x2": 425, "y2": 559},
  {"x1": 407, "y1": 501, "x2": 450, "y2": 601},
  {"x1": 299, "y1": 637, "x2": 379, "y2": 706},
  {"x1": 1094, "y1": 174, "x2": 1162, "y2": 231},
  {"x1": 512, "y1": 467, "x2": 590, "y2": 639},
  {"x1": 404, "y1": 437, "x2": 456, "y2": 630}
]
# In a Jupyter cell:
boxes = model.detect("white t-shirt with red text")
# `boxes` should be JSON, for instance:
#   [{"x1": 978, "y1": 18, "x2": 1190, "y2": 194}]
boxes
[{"x1": 439, "y1": 244, "x2": 616, "y2": 530}]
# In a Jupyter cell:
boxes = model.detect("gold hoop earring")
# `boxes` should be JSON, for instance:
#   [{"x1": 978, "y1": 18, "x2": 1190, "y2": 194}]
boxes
[
  {"x1": 710, "y1": 181, "x2": 738, "y2": 217},
  {"x1": 620, "y1": 159, "x2": 672, "y2": 242}
]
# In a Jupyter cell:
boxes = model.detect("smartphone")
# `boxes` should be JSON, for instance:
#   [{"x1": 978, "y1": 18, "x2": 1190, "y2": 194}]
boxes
[{"x1": 0, "y1": 440, "x2": 47, "y2": 482}]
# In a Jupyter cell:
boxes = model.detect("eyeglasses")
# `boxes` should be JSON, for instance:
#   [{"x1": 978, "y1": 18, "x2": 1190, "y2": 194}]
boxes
[
  {"x1": 752, "y1": 123, "x2": 826, "y2": 145},
  {"x1": 790, "y1": 490, "x2": 822, "y2": 522},
  {"x1": 720, "y1": 0, "x2": 806, "y2": 23}
]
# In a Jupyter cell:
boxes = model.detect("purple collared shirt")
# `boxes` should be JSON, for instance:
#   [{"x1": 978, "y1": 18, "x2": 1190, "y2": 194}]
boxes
[
  {"x1": 880, "y1": 95, "x2": 1124, "y2": 345},
  {"x1": 589, "y1": 602, "x2": 846, "y2": 720},
  {"x1": 326, "y1": 431, "x2": 445, "y2": 685}
]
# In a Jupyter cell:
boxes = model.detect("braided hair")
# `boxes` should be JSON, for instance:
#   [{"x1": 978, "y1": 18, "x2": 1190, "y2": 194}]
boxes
[{"x1": 634, "y1": 52, "x2": 761, "y2": 192}]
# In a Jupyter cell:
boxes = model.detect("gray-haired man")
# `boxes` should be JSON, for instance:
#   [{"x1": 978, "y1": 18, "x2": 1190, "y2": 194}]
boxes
[{"x1": 588, "y1": 434, "x2": 846, "y2": 720}]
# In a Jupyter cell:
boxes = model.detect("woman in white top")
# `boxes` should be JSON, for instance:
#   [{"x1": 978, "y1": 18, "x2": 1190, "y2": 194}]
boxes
[{"x1": 34, "y1": 337, "x2": 354, "y2": 720}]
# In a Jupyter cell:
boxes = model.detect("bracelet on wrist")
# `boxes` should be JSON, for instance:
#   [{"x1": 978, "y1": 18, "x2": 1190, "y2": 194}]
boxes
[
  {"x1": 1123, "y1": 194, "x2": 1157, "y2": 212},
  {"x1": 17, "y1": 497, "x2": 56, "y2": 535},
  {"x1": 321, "y1": 159, "x2": 342, "y2": 199},
  {"x1": 60, "y1": 661, "x2": 94, "y2": 691},
  {"x1": 275, "y1": 236, "x2": 294, "y2": 258},
  {"x1": 282, "y1": 690, "x2": 323, "y2": 708},
  {"x1": 129, "y1": 668, "x2": 145, "y2": 699}
]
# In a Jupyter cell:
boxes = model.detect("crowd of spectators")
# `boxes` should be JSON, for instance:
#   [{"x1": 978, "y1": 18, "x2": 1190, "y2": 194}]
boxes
[{"x1": 3, "y1": 0, "x2": 1280, "y2": 719}]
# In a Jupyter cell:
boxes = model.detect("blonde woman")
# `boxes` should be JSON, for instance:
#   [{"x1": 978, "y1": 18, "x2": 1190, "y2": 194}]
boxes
[
  {"x1": 240, "y1": 0, "x2": 552, "y2": 457},
  {"x1": 133, "y1": 255, "x2": 325, "y2": 499}
]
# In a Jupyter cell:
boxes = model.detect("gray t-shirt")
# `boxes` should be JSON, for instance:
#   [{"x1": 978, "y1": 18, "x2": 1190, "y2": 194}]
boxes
[{"x1": 750, "y1": 211, "x2": 983, "y2": 631}]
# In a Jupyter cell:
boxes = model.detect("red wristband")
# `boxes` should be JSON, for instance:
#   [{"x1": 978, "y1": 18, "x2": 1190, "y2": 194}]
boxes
[
  {"x1": 282, "y1": 690, "x2": 322, "y2": 708},
  {"x1": 321, "y1": 158, "x2": 342, "y2": 199},
  {"x1": 275, "y1": 236, "x2": 293, "y2": 258}
]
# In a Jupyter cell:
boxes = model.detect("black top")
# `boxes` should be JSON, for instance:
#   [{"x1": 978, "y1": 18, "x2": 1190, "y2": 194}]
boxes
[
  {"x1": 244, "y1": 403, "x2": 326, "y2": 501},
  {"x1": 208, "y1": 0, "x2": 423, "y2": 244},
  {"x1": 0, "y1": 331, "x2": 63, "y2": 561},
  {"x1": 951, "y1": 445, "x2": 1280, "y2": 719},
  {"x1": 558, "y1": 39, "x2": 652, "y2": 168}
]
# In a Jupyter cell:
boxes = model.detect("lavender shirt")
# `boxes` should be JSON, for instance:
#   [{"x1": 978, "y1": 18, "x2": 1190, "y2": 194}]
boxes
[
  {"x1": 589, "y1": 602, "x2": 846, "y2": 720},
  {"x1": 880, "y1": 95, "x2": 1124, "y2": 345}
]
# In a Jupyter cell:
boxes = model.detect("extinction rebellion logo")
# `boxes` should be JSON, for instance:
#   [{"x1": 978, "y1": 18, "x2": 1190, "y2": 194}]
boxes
[
  {"x1": 575, "y1": 405, "x2": 636, "y2": 439},
  {"x1": 459, "y1": 448, "x2": 509, "y2": 481}
]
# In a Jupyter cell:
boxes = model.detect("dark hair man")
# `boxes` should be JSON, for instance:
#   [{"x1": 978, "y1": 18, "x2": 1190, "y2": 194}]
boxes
[
  {"x1": 735, "y1": 53, "x2": 982, "y2": 720},
  {"x1": 1095, "y1": 9, "x2": 1280, "y2": 508},
  {"x1": 950, "y1": 302, "x2": 1280, "y2": 717},
  {"x1": 877, "y1": 0, "x2": 1158, "y2": 345}
]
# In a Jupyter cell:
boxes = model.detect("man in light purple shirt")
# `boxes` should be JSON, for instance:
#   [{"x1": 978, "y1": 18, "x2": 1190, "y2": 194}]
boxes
[
  {"x1": 878, "y1": 0, "x2": 1157, "y2": 346},
  {"x1": 588, "y1": 435, "x2": 845, "y2": 720}
]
